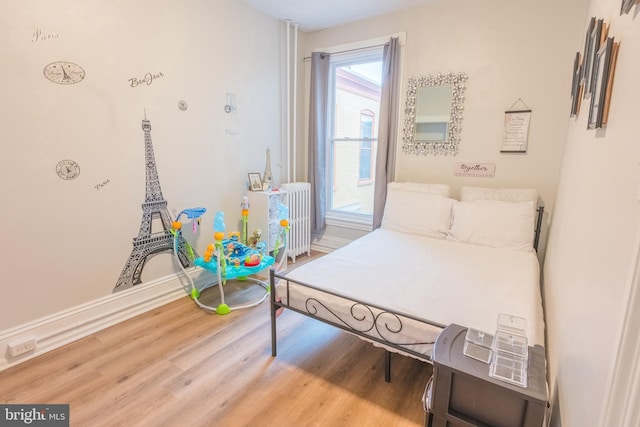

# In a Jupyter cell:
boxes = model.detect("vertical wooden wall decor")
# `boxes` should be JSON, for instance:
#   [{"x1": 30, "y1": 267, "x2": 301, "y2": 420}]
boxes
[{"x1": 570, "y1": 17, "x2": 620, "y2": 129}]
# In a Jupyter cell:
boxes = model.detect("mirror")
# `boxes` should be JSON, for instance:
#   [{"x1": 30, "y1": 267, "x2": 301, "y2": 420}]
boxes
[{"x1": 402, "y1": 73, "x2": 467, "y2": 156}]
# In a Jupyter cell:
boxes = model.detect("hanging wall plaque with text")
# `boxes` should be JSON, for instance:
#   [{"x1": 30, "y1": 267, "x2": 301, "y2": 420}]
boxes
[{"x1": 501, "y1": 110, "x2": 531, "y2": 153}]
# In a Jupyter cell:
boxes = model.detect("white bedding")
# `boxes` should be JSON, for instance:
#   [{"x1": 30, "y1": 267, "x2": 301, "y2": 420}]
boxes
[{"x1": 276, "y1": 228, "x2": 544, "y2": 358}]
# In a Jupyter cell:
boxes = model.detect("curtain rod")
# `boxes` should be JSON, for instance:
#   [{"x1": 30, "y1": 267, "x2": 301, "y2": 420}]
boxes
[{"x1": 302, "y1": 42, "x2": 387, "y2": 61}]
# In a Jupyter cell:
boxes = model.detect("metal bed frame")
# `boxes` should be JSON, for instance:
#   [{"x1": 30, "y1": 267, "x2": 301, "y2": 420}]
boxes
[{"x1": 269, "y1": 206, "x2": 544, "y2": 381}]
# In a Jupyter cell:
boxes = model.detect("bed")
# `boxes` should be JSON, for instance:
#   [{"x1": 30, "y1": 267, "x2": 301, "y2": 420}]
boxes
[{"x1": 269, "y1": 183, "x2": 545, "y2": 377}]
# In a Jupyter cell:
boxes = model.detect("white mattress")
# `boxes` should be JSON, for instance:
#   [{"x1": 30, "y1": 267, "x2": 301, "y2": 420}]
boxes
[{"x1": 276, "y1": 228, "x2": 544, "y2": 358}]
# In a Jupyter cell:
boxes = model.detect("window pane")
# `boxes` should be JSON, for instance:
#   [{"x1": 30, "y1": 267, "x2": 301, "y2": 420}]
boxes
[{"x1": 333, "y1": 62, "x2": 382, "y2": 139}]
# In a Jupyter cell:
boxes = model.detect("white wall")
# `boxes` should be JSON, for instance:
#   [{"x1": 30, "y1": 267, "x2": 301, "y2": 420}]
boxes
[
  {"x1": 543, "y1": 0, "x2": 640, "y2": 425},
  {"x1": 300, "y1": 0, "x2": 586, "y2": 253},
  {"x1": 0, "y1": 1, "x2": 282, "y2": 332}
]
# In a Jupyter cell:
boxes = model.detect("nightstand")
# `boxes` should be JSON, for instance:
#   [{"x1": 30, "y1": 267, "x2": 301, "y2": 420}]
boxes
[
  {"x1": 424, "y1": 324, "x2": 548, "y2": 427},
  {"x1": 246, "y1": 190, "x2": 288, "y2": 254}
]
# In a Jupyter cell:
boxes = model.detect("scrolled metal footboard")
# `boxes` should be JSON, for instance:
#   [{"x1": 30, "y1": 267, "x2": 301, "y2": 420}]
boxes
[{"x1": 270, "y1": 268, "x2": 446, "y2": 363}]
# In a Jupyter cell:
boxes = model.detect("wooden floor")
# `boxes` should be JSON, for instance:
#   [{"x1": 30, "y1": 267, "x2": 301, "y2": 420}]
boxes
[{"x1": 0, "y1": 256, "x2": 432, "y2": 427}]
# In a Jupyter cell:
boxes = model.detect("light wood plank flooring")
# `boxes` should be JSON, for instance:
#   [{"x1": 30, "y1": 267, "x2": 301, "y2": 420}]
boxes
[{"x1": 0, "y1": 256, "x2": 432, "y2": 427}]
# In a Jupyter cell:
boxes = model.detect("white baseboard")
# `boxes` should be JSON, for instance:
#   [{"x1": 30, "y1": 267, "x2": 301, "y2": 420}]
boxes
[
  {"x1": 0, "y1": 268, "x2": 209, "y2": 371},
  {"x1": 311, "y1": 234, "x2": 352, "y2": 253}
]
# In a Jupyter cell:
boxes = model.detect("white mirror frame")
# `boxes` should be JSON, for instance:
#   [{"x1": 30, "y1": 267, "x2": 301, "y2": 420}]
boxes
[{"x1": 402, "y1": 72, "x2": 467, "y2": 156}]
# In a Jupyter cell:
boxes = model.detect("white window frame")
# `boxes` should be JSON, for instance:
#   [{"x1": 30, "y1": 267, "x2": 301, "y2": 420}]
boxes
[
  {"x1": 325, "y1": 46, "x2": 383, "y2": 231},
  {"x1": 314, "y1": 33, "x2": 405, "y2": 231}
]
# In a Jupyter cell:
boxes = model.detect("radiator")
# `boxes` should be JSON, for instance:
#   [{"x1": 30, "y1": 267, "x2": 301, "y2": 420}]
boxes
[{"x1": 280, "y1": 182, "x2": 311, "y2": 262}]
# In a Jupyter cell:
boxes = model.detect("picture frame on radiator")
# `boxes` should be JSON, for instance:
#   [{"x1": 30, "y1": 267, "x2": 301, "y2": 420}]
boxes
[{"x1": 248, "y1": 173, "x2": 263, "y2": 191}]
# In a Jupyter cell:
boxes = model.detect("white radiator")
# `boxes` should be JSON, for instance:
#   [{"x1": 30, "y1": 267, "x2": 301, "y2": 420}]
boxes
[{"x1": 281, "y1": 182, "x2": 311, "y2": 262}]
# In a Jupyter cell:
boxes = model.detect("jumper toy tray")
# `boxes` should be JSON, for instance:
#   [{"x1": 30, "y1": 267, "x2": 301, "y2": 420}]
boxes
[{"x1": 194, "y1": 239, "x2": 274, "y2": 280}]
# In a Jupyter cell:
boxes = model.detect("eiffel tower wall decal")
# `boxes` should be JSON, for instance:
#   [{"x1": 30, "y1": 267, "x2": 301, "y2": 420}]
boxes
[{"x1": 113, "y1": 114, "x2": 198, "y2": 293}]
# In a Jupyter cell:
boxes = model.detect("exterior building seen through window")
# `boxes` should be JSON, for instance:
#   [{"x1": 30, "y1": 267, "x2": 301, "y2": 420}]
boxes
[{"x1": 328, "y1": 47, "x2": 383, "y2": 219}]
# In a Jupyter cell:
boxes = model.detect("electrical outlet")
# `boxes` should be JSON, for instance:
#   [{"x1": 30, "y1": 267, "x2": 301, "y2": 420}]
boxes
[{"x1": 7, "y1": 336, "x2": 36, "y2": 357}]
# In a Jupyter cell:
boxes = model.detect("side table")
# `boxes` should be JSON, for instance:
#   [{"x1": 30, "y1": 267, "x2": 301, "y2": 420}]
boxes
[{"x1": 425, "y1": 324, "x2": 548, "y2": 427}]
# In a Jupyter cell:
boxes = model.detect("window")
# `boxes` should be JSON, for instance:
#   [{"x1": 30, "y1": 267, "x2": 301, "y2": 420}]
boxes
[{"x1": 327, "y1": 47, "x2": 383, "y2": 220}]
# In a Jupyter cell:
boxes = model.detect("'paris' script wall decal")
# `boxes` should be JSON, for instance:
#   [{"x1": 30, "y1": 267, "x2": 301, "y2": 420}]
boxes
[{"x1": 31, "y1": 28, "x2": 60, "y2": 43}]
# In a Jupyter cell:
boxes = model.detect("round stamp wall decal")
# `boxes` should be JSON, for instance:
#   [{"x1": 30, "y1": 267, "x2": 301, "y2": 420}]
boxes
[{"x1": 56, "y1": 159, "x2": 81, "y2": 180}]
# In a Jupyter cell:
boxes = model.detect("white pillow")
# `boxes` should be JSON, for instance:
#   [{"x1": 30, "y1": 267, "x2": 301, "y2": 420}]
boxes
[
  {"x1": 382, "y1": 188, "x2": 456, "y2": 239},
  {"x1": 388, "y1": 181, "x2": 450, "y2": 197},
  {"x1": 460, "y1": 186, "x2": 538, "y2": 204},
  {"x1": 447, "y1": 200, "x2": 536, "y2": 251}
]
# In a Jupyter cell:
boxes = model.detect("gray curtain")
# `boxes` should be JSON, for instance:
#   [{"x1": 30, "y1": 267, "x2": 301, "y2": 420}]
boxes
[
  {"x1": 308, "y1": 52, "x2": 330, "y2": 234},
  {"x1": 372, "y1": 37, "x2": 401, "y2": 229}
]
